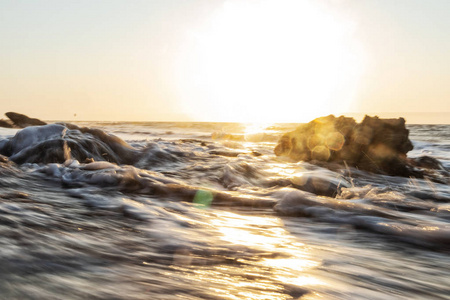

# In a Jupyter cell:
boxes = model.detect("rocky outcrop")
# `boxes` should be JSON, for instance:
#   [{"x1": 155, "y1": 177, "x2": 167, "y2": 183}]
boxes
[
  {"x1": 0, "y1": 119, "x2": 13, "y2": 128},
  {"x1": 4, "y1": 112, "x2": 47, "y2": 128},
  {"x1": 0, "y1": 123, "x2": 139, "y2": 165},
  {"x1": 275, "y1": 115, "x2": 419, "y2": 177}
]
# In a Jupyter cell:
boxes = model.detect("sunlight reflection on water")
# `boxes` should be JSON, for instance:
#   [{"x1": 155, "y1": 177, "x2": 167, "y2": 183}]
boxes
[{"x1": 172, "y1": 210, "x2": 324, "y2": 299}]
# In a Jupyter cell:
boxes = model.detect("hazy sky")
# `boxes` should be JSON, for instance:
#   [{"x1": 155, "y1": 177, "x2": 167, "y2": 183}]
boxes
[{"x1": 1, "y1": 0, "x2": 449, "y2": 123}]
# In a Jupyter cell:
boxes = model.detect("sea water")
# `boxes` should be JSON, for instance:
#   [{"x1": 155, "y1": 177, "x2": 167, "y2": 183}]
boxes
[{"x1": 0, "y1": 122, "x2": 448, "y2": 299}]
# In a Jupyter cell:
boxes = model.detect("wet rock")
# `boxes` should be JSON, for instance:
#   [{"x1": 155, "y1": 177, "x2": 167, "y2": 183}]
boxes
[
  {"x1": 411, "y1": 156, "x2": 446, "y2": 170},
  {"x1": 288, "y1": 171, "x2": 351, "y2": 197},
  {"x1": 0, "y1": 123, "x2": 140, "y2": 165},
  {"x1": 5, "y1": 112, "x2": 47, "y2": 128},
  {"x1": 274, "y1": 115, "x2": 418, "y2": 177}
]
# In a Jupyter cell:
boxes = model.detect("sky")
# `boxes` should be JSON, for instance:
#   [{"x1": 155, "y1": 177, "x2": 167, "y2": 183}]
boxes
[{"x1": 1, "y1": 0, "x2": 449, "y2": 123}]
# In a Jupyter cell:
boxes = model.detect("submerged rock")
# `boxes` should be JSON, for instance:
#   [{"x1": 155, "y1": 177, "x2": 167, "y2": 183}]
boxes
[
  {"x1": 5, "y1": 112, "x2": 47, "y2": 128},
  {"x1": 0, "y1": 123, "x2": 139, "y2": 165},
  {"x1": 274, "y1": 115, "x2": 419, "y2": 177}
]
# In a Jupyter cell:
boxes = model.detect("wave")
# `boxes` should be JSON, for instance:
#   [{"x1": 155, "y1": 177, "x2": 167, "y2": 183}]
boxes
[
  {"x1": 1, "y1": 122, "x2": 450, "y2": 298},
  {"x1": 274, "y1": 188, "x2": 450, "y2": 249}
]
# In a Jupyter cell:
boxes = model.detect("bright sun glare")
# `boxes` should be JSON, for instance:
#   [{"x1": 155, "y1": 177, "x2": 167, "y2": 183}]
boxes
[{"x1": 176, "y1": 0, "x2": 364, "y2": 123}]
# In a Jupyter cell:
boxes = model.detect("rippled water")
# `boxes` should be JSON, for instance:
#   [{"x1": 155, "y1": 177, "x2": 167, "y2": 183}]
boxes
[{"x1": 0, "y1": 122, "x2": 449, "y2": 299}]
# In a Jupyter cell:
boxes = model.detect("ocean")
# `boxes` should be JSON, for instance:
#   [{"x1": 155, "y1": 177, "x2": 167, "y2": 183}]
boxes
[{"x1": 0, "y1": 121, "x2": 449, "y2": 299}]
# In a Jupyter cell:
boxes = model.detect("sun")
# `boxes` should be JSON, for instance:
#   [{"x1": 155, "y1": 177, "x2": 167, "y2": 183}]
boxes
[{"x1": 175, "y1": 0, "x2": 364, "y2": 123}]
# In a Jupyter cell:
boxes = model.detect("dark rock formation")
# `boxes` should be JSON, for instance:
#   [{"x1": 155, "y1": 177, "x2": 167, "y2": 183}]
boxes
[
  {"x1": 275, "y1": 115, "x2": 419, "y2": 177},
  {"x1": 411, "y1": 156, "x2": 446, "y2": 170},
  {"x1": 0, "y1": 123, "x2": 139, "y2": 165},
  {"x1": 5, "y1": 112, "x2": 47, "y2": 128},
  {"x1": 409, "y1": 156, "x2": 449, "y2": 183},
  {"x1": 0, "y1": 119, "x2": 13, "y2": 128}
]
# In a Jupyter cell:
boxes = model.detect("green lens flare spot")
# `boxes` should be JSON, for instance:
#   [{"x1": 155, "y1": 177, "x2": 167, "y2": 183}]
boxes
[{"x1": 193, "y1": 190, "x2": 213, "y2": 209}]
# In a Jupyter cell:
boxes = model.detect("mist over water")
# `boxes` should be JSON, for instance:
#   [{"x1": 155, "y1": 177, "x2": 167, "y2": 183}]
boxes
[{"x1": 0, "y1": 121, "x2": 449, "y2": 299}]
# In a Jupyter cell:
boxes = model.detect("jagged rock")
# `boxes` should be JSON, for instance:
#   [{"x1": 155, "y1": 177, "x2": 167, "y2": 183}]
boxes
[
  {"x1": 275, "y1": 115, "x2": 418, "y2": 177},
  {"x1": 5, "y1": 112, "x2": 47, "y2": 128}
]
